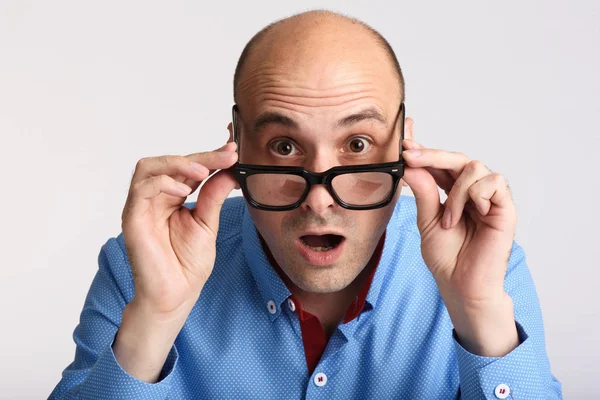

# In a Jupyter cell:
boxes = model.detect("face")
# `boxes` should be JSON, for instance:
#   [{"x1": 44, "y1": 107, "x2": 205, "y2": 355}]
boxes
[{"x1": 232, "y1": 18, "x2": 413, "y2": 294}]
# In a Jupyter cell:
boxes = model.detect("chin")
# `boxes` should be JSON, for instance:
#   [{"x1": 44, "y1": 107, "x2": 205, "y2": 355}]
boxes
[
  {"x1": 296, "y1": 280, "x2": 350, "y2": 294},
  {"x1": 287, "y1": 263, "x2": 356, "y2": 294}
]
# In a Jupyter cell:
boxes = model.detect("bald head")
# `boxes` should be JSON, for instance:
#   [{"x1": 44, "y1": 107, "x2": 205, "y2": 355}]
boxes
[{"x1": 233, "y1": 10, "x2": 404, "y2": 105}]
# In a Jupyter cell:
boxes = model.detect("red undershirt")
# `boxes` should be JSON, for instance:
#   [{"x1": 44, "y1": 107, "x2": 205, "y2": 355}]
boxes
[{"x1": 261, "y1": 233, "x2": 385, "y2": 375}]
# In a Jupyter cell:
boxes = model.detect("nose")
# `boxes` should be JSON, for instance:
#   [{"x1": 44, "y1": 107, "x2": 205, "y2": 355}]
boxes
[
  {"x1": 301, "y1": 184, "x2": 336, "y2": 214},
  {"x1": 300, "y1": 156, "x2": 337, "y2": 215}
]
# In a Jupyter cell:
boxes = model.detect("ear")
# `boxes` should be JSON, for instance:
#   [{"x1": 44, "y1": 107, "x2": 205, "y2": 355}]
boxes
[
  {"x1": 226, "y1": 122, "x2": 241, "y2": 190},
  {"x1": 404, "y1": 117, "x2": 414, "y2": 141},
  {"x1": 227, "y1": 122, "x2": 234, "y2": 142},
  {"x1": 401, "y1": 117, "x2": 414, "y2": 187}
]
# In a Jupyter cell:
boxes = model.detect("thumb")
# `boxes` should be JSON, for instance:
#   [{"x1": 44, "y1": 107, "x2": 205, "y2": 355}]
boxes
[
  {"x1": 401, "y1": 166, "x2": 443, "y2": 232},
  {"x1": 192, "y1": 169, "x2": 238, "y2": 237}
]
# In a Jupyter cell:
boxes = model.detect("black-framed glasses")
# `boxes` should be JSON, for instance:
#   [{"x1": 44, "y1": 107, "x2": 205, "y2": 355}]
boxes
[{"x1": 229, "y1": 102, "x2": 405, "y2": 211}]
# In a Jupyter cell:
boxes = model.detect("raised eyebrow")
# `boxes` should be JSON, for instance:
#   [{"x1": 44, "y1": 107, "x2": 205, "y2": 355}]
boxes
[
  {"x1": 337, "y1": 107, "x2": 388, "y2": 128},
  {"x1": 253, "y1": 112, "x2": 298, "y2": 132}
]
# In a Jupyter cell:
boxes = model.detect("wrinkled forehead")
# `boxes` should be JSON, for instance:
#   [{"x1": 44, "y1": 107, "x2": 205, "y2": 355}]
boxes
[{"x1": 235, "y1": 24, "x2": 400, "y2": 121}]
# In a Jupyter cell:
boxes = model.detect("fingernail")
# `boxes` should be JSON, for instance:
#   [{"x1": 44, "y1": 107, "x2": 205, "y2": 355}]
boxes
[
  {"x1": 176, "y1": 182, "x2": 192, "y2": 195},
  {"x1": 191, "y1": 162, "x2": 208, "y2": 174},
  {"x1": 405, "y1": 149, "x2": 422, "y2": 157},
  {"x1": 443, "y1": 207, "x2": 452, "y2": 229},
  {"x1": 219, "y1": 150, "x2": 235, "y2": 158},
  {"x1": 217, "y1": 142, "x2": 233, "y2": 151}
]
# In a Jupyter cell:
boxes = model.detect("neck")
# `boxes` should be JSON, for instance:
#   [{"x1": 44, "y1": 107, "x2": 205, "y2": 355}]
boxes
[
  {"x1": 261, "y1": 233, "x2": 385, "y2": 337},
  {"x1": 289, "y1": 258, "x2": 376, "y2": 330}
]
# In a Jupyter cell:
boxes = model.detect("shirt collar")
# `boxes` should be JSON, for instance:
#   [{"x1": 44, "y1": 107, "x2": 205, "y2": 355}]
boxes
[{"x1": 242, "y1": 205, "x2": 291, "y2": 321}]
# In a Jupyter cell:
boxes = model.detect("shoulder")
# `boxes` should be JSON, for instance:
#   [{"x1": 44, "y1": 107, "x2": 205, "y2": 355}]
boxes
[{"x1": 390, "y1": 195, "x2": 421, "y2": 237}]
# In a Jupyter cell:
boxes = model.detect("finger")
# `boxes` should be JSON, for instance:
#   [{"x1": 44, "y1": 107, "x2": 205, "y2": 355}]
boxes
[
  {"x1": 132, "y1": 155, "x2": 212, "y2": 187},
  {"x1": 402, "y1": 139, "x2": 456, "y2": 192},
  {"x1": 191, "y1": 168, "x2": 238, "y2": 238},
  {"x1": 401, "y1": 165, "x2": 442, "y2": 233},
  {"x1": 183, "y1": 147, "x2": 237, "y2": 177},
  {"x1": 184, "y1": 141, "x2": 237, "y2": 172},
  {"x1": 443, "y1": 160, "x2": 491, "y2": 229},
  {"x1": 468, "y1": 173, "x2": 515, "y2": 217},
  {"x1": 175, "y1": 141, "x2": 235, "y2": 183},
  {"x1": 182, "y1": 142, "x2": 238, "y2": 191},
  {"x1": 131, "y1": 175, "x2": 192, "y2": 201},
  {"x1": 122, "y1": 175, "x2": 192, "y2": 230},
  {"x1": 424, "y1": 168, "x2": 454, "y2": 193},
  {"x1": 132, "y1": 142, "x2": 237, "y2": 187},
  {"x1": 185, "y1": 141, "x2": 236, "y2": 166},
  {"x1": 402, "y1": 147, "x2": 471, "y2": 180}
]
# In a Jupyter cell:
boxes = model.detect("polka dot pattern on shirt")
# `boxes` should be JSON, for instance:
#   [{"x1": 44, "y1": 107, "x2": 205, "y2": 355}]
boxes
[{"x1": 49, "y1": 195, "x2": 562, "y2": 399}]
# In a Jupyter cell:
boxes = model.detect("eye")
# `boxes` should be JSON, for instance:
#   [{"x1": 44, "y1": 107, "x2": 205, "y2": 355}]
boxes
[
  {"x1": 347, "y1": 137, "x2": 371, "y2": 153},
  {"x1": 269, "y1": 139, "x2": 298, "y2": 156}
]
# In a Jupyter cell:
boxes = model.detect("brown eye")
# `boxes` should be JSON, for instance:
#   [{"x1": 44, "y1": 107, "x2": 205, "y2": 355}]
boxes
[
  {"x1": 348, "y1": 138, "x2": 369, "y2": 153},
  {"x1": 270, "y1": 140, "x2": 297, "y2": 156}
]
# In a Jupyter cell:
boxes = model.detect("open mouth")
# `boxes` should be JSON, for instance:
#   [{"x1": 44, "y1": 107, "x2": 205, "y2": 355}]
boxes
[{"x1": 299, "y1": 234, "x2": 345, "y2": 252}]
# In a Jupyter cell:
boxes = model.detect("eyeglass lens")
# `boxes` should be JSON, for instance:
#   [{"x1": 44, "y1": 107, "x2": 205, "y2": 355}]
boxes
[{"x1": 245, "y1": 172, "x2": 393, "y2": 207}]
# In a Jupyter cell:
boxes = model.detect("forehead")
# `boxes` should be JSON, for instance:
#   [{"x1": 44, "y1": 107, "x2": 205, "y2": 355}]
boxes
[{"x1": 236, "y1": 21, "x2": 400, "y2": 121}]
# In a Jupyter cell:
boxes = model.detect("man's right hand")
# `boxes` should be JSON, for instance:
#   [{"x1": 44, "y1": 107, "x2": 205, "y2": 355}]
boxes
[{"x1": 113, "y1": 141, "x2": 238, "y2": 382}]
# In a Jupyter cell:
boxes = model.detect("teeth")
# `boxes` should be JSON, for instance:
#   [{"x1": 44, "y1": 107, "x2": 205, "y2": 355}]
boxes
[
  {"x1": 300, "y1": 237, "x2": 334, "y2": 252},
  {"x1": 307, "y1": 245, "x2": 333, "y2": 252}
]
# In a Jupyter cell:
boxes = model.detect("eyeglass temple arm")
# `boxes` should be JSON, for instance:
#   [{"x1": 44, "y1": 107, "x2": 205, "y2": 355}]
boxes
[
  {"x1": 399, "y1": 102, "x2": 405, "y2": 161},
  {"x1": 231, "y1": 104, "x2": 240, "y2": 154}
]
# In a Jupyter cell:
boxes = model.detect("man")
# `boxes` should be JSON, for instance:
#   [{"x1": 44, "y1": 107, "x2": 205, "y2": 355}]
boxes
[{"x1": 50, "y1": 10, "x2": 562, "y2": 399}]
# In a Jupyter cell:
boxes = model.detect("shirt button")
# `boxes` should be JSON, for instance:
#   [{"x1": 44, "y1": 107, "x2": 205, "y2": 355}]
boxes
[
  {"x1": 494, "y1": 383, "x2": 510, "y2": 399},
  {"x1": 314, "y1": 372, "x2": 327, "y2": 387},
  {"x1": 267, "y1": 300, "x2": 277, "y2": 314},
  {"x1": 287, "y1": 298, "x2": 296, "y2": 312}
]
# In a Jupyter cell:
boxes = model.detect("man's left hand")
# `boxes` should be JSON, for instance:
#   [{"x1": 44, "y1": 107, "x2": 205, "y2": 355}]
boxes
[{"x1": 401, "y1": 138, "x2": 520, "y2": 357}]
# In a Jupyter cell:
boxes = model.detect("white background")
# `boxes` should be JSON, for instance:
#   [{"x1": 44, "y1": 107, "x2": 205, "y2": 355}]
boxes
[{"x1": 0, "y1": 1, "x2": 598, "y2": 398}]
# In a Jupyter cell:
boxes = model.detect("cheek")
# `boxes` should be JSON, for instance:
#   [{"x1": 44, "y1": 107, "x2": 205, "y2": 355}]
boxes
[
  {"x1": 353, "y1": 204, "x2": 396, "y2": 239},
  {"x1": 247, "y1": 208, "x2": 287, "y2": 242},
  {"x1": 356, "y1": 212, "x2": 385, "y2": 234}
]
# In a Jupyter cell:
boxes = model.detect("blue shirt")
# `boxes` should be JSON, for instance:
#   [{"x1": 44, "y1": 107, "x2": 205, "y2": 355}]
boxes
[{"x1": 50, "y1": 195, "x2": 562, "y2": 399}]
